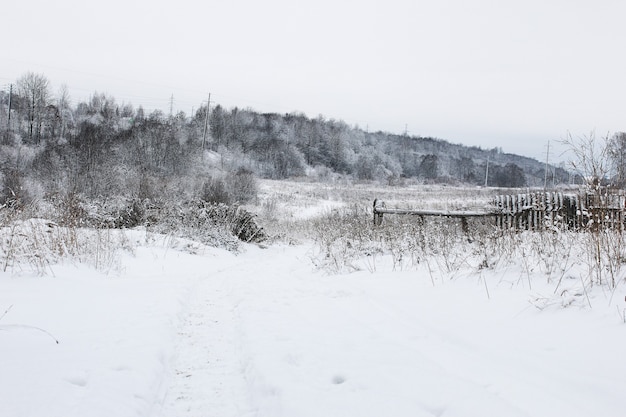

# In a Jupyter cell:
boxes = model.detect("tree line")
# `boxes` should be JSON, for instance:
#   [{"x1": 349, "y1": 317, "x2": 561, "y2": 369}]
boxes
[{"x1": 0, "y1": 72, "x2": 573, "y2": 206}]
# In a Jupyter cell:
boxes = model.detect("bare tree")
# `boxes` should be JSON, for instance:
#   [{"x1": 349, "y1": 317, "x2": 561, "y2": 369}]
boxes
[
  {"x1": 16, "y1": 72, "x2": 51, "y2": 144},
  {"x1": 561, "y1": 131, "x2": 611, "y2": 190}
]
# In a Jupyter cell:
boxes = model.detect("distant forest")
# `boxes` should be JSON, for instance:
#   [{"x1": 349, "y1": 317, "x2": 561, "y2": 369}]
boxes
[{"x1": 0, "y1": 72, "x2": 570, "y2": 206}]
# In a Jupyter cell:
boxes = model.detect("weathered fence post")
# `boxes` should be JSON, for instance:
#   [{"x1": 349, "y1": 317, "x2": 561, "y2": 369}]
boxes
[{"x1": 373, "y1": 199, "x2": 385, "y2": 226}]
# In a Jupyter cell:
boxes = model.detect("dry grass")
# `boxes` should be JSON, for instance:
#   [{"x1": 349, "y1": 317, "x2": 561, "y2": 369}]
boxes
[
  {"x1": 0, "y1": 217, "x2": 132, "y2": 275},
  {"x1": 251, "y1": 179, "x2": 626, "y2": 300}
]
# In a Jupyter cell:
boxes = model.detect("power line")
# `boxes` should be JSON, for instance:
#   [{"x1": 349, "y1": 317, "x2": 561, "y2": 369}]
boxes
[
  {"x1": 544, "y1": 140, "x2": 551, "y2": 190},
  {"x1": 4, "y1": 66, "x2": 374, "y2": 128},
  {"x1": 5, "y1": 63, "x2": 367, "y2": 125}
]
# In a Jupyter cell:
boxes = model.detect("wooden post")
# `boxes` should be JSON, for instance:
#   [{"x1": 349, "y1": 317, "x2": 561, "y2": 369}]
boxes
[
  {"x1": 373, "y1": 199, "x2": 384, "y2": 226},
  {"x1": 461, "y1": 216, "x2": 469, "y2": 237},
  {"x1": 374, "y1": 211, "x2": 383, "y2": 226}
]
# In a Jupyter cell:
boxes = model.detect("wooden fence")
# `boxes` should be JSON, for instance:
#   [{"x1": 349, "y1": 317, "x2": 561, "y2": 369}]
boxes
[
  {"x1": 373, "y1": 190, "x2": 626, "y2": 231},
  {"x1": 372, "y1": 199, "x2": 495, "y2": 234},
  {"x1": 493, "y1": 191, "x2": 625, "y2": 230}
]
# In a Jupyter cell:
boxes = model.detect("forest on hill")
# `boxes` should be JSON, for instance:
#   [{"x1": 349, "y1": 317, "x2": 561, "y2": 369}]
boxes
[{"x1": 0, "y1": 72, "x2": 569, "y2": 207}]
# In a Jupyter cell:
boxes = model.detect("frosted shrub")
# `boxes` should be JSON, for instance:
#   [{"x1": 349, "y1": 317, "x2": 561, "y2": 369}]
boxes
[
  {"x1": 0, "y1": 216, "x2": 132, "y2": 275},
  {"x1": 201, "y1": 177, "x2": 231, "y2": 205},
  {"x1": 307, "y1": 204, "x2": 602, "y2": 290},
  {"x1": 306, "y1": 206, "x2": 383, "y2": 273},
  {"x1": 224, "y1": 168, "x2": 258, "y2": 204},
  {"x1": 307, "y1": 206, "x2": 496, "y2": 275},
  {"x1": 46, "y1": 195, "x2": 266, "y2": 250},
  {"x1": 582, "y1": 229, "x2": 626, "y2": 289},
  {"x1": 148, "y1": 201, "x2": 266, "y2": 251},
  {"x1": 201, "y1": 169, "x2": 259, "y2": 205},
  {"x1": 0, "y1": 195, "x2": 267, "y2": 276}
]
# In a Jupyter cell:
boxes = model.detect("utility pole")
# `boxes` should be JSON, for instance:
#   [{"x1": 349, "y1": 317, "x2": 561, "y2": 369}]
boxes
[
  {"x1": 485, "y1": 155, "x2": 490, "y2": 187},
  {"x1": 30, "y1": 93, "x2": 35, "y2": 142},
  {"x1": 169, "y1": 94, "x2": 174, "y2": 118},
  {"x1": 201, "y1": 93, "x2": 211, "y2": 152},
  {"x1": 544, "y1": 140, "x2": 550, "y2": 190},
  {"x1": 7, "y1": 84, "x2": 12, "y2": 132}
]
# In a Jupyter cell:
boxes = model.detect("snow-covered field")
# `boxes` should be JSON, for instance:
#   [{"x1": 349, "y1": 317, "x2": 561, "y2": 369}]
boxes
[{"x1": 2, "y1": 182, "x2": 626, "y2": 417}]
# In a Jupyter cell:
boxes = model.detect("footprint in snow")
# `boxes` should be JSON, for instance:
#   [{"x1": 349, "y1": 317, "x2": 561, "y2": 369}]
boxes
[
  {"x1": 331, "y1": 375, "x2": 346, "y2": 385},
  {"x1": 65, "y1": 373, "x2": 88, "y2": 387}
]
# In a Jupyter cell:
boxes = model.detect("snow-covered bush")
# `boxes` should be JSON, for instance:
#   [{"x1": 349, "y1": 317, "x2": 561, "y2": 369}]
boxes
[
  {"x1": 0, "y1": 215, "x2": 132, "y2": 275},
  {"x1": 201, "y1": 169, "x2": 259, "y2": 205},
  {"x1": 306, "y1": 205, "x2": 496, "y2": 275},
  {"x1": 146, "y1": 201, "x2": 266, "y2": 251},
  {"x1": 44, "y1": 194, "x2": 266, "y2": 248},
  {"x1": 0, "y1": 190, "x2": 269, "y2": 276}
]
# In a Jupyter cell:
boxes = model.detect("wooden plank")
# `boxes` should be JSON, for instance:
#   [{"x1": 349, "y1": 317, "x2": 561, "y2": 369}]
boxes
[{"x1": 373, "y1": 207, "x2": 497, "y2": 218}]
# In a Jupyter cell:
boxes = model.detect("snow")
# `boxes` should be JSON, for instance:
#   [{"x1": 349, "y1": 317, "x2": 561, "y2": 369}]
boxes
[{"x1": 2, "y1": 234, "x2": 626, "y2": 416}]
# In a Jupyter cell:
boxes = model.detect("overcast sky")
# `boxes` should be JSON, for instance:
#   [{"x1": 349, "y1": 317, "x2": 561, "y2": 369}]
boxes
[{"x1": 3, "y1": 0, "x2": 625, "y2": 161}]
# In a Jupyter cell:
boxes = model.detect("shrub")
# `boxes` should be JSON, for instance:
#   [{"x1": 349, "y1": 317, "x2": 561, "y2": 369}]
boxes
[
  {"x1": 225, "y1": 168, "x2": 258, "y2": 204},
  {"x1": 201, "y1": 177, "x2": 231, "y2": 205},
  {"x1": 147, "y1": 201, "x2": 266, "y2": 250},
  {"x1": 0, "y1": 169, "x2": 27, "y2": 208}
]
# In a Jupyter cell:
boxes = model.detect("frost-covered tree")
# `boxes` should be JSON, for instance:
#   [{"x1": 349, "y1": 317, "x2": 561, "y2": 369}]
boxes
[
  {"x1": 56, "y1": 84, "x2": 73, "y2": 143},
  {"x1": 608, "y1": 132, "x2": 626, "y2": 187},
  {"x1": 16, "y1": 72, "x2": 51, "y2": 144},
  {"x1": 420, "y1": 154, "x2": 439, "y2": 180}
]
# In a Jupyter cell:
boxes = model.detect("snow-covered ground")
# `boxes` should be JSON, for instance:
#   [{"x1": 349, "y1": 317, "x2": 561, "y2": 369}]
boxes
[{"x1": 2, "y1": 232, "x2": 626, "y2": 417}]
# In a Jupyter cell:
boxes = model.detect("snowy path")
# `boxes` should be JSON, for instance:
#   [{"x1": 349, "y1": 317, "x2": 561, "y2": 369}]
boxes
[
  {"x1": 160, "y1": 261, "x2": 254, "y2": 416},
  {"x1": 160, "y1": 244, "x2": 626, "y2": 417}
]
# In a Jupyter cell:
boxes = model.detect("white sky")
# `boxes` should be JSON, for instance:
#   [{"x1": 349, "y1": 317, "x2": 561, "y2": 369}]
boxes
[{"x1": 3, "y1": 0, "x2": 625, "y2": 161}]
